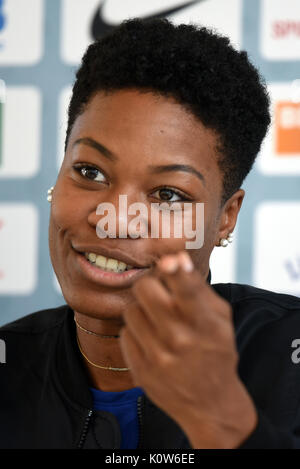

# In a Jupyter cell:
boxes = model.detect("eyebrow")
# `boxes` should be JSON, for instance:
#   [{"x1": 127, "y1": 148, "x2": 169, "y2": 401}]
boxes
[
  {"x1": 73, "y1": 137, "x2": 205, "y2": 184},
  {"x1": 148, "y1": 164, "x2": 205, "y2": 185},
  {"x1": 72, "y1": 137, "x2": 118, "y2": 162}
]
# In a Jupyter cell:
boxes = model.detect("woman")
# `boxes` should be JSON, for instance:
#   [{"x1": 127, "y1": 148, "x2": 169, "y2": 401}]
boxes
[{"x1": 1, "y1": 18, "x2": 300, "y2": 449}]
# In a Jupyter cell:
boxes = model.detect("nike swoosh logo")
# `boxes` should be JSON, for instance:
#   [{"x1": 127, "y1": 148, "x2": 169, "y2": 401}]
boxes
[{"x1": 91, "y1": 0, "x2": 205, "y2": 40}]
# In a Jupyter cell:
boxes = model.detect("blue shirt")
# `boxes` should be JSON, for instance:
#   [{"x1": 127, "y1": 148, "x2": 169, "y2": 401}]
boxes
[{"x1": 90, "y1": 386, "x2": 144, "y2": 449}]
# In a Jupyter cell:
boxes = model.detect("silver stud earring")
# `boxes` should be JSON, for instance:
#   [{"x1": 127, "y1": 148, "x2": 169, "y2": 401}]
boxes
[
  {"x1": 47, "y1": 186, "x2": 54, "y2": 203},
  {"x1": 220, "y1": 238, "x2": 229, "y2": 247},
  {"x1": 227, "y1": 232, "x2": 233, "y2": 243},
  {"x1": 219, "y1": 232, "x2": 233, "y2": 247}
]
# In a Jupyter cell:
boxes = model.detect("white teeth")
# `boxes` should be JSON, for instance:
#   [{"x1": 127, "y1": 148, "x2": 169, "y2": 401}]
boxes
[
  {"x1": 85, "y1": 252, "x2": 133, "y2": 273},
  {"x1": 88, "y1": 253, "x2": 97, "y2": 263},
  {"x1": 95, "y1": 255, "x2": 107, "y2": 269},
  {"x1": 106, "y1": 258, "x2": 118, "y2": 271},
  {"x1": 117, "y1": 261, "x2": 127, "y2": 272}
]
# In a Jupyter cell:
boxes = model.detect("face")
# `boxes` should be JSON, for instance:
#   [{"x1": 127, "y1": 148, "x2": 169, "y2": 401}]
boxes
[{"x1": 49, "y1": 89, "x2": 243, "y2": 321}]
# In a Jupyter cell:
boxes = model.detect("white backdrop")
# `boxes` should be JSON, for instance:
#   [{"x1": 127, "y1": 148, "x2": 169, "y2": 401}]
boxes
[{"x1": 0, "y1": 0, "x2": 300, "y2": 325}]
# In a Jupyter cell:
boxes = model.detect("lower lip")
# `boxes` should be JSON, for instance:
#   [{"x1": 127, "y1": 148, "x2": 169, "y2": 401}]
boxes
[{"x1": 75, "y1": 252, "x2": 150, "y2": 288}]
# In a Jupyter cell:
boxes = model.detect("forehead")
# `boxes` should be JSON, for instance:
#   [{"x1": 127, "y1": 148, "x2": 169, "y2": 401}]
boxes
[{"x1": 68, "y1": 89, "x2": 222, "y2": 190}]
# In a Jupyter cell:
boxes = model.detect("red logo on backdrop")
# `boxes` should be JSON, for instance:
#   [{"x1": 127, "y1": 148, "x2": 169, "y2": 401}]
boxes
[{"x1": 272, "y1": 21, "x2": 300, "y2": 38}]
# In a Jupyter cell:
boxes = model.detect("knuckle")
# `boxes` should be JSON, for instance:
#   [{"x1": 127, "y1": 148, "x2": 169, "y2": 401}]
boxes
[
  {"x1": 157, "y1": 350, "x2": 174, "y2": 368},
  {"x1": 163, "y1": 296, "x2": 177, "y2": 312},
  {"x1": 168, "y1": 328, "x2": 192, "y2": 352},
  {"x1": 148, "y1": 346, "x2": 173, "y2": 369},
  {"x1": 146, "y1": 345, "x2": 160, "y2": 363}
]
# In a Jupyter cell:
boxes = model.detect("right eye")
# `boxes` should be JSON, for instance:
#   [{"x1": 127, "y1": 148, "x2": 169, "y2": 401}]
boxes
[{"x1": 73, "y1": 165, "x2": 106, "y2": 183}]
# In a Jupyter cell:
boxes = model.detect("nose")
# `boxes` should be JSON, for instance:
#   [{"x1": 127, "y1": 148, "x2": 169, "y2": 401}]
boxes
[{"x1": 87, "y1": 194, "x2": 149, "y2": 240}]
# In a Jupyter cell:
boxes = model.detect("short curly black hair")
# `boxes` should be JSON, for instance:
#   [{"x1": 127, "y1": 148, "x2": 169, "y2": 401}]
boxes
[{"x1": 66, "y1": 18, "x2": 270, "y2": 204}]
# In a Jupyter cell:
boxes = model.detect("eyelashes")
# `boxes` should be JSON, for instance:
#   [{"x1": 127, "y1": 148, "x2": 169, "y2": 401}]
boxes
[
  {"x1": 73, "y1": 164, "x2": 107, "y2": 183},
  {"x1": 72, "y1": 164, "x2": 193, "y2": 203},
  {"x1": 152, "y1": 187, "x2": 191, "y2": 203}
]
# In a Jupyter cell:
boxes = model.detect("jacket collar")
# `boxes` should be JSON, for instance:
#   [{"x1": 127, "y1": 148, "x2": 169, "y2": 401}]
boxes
[{"x1": 56, "y1": 307, "x2": 94, "y2": 409}]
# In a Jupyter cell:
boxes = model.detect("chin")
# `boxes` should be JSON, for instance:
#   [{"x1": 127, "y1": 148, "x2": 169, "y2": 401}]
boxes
[{"x1": 60, "y1": 282, "x2": 132, "y2": 321}]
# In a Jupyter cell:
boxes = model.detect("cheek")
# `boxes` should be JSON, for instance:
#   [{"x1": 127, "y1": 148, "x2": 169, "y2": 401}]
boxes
[
  {"x1": 48, "y1": 190, "x2": 90, "y2": 268},
  {"x1": 50, "y1": 177, "x2": 94, "y2": 235},
  {"x1": 146, "y1": 209, "x2": 207, "y2": 260},
  {"x1": 51, "y1": 201, "x2": 81, "y2": 233}
]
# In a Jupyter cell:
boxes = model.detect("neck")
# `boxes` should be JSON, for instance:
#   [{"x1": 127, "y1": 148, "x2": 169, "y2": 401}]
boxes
[
  {"x1": 74, "y1": 311, "x2": 136, "y2": 392},
  {"x1": 74, "y1": 266, "x2": 211, "y2": 392}
]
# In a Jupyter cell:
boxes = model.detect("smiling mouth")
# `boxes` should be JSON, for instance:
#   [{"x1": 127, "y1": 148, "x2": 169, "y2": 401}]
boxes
[
  {"x1": 74, "y1": 249, "x2": 151, "y2": 288},
  {"x1": 84, "y1": 251, "x2": 140, "y2": 273}
]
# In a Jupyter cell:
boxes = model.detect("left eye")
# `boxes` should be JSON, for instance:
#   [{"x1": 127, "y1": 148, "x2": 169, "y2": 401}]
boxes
[
  {"x1": 75, "y1": 165, "x2": 106, "y2": 183},
  {"x1": 152, "y1": 188, "x2": 186, "y2": 202}
]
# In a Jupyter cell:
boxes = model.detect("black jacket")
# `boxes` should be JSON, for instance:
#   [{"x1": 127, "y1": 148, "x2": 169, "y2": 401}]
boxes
[{"x1": 1, "y1": 280, "x2": 300, "y2": 449}]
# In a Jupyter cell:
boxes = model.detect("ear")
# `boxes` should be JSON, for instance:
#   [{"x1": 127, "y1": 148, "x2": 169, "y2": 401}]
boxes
[{"x1": 214, "y1": 189, "x2": 245, "y2": 246}]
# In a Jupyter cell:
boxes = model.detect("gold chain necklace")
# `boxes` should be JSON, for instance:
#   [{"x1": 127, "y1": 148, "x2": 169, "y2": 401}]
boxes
[
  {"x1": 74, "y1": 316, "x2": 120, "y2": 339},
  {"x1": 76, "y1": 334, "x2": 130, "y2": 372}
]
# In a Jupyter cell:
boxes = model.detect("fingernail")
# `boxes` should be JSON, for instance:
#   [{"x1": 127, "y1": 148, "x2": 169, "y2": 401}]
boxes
[
  {"x1": 178, "y1": 252, "x2": 194, "y2": 272},
  {"x1": 159, "y1": 256, "x2": 179, "y2": 273}
]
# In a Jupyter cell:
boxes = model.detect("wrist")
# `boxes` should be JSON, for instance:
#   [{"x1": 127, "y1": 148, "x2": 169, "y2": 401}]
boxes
[
  {"x1": 180, "y1": 382, "x2": 258, "y2": 449},
  {"x1": 186, "y1": 412, "x2": 258, "y2": 449}
]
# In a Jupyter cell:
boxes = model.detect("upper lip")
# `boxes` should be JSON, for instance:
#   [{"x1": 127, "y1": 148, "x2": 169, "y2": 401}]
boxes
[{"x1": 72, "y1": 244, "x2": 152, "y2": 269}]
